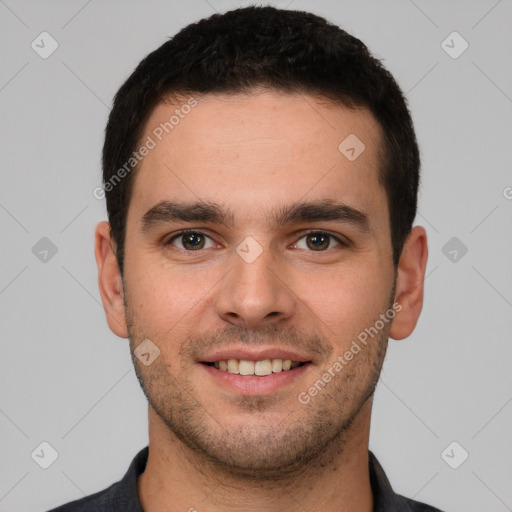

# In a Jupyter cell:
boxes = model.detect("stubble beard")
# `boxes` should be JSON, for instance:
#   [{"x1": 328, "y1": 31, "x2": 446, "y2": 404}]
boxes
[{"x1": 125, "y1": 287, "x2": 394, "y2": 482}]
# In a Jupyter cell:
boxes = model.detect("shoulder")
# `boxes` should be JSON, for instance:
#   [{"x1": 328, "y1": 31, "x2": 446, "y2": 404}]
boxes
[
  {"x1": 45, "y1": 483, "x2": 115, "y2": 512},
  {"x1": 400, "y1": 494, "x2": 447, "y2": 511},
  {"x1": 44, "y1": 446, "x2": 148, "y2": 512},
  {"x1": 368, "y1": 451, "x2": 447, "y2": 512}
]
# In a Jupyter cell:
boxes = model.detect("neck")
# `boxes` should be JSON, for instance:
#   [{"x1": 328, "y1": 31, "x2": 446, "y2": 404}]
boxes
[{"x1": 138, "y1": 398, "x2": 374, "y2": 512}]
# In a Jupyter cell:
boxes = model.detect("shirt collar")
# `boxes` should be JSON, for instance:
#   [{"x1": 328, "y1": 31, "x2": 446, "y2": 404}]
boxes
[
  {"x1": 113, "y1": 446, "x2": 416, "y2": 511},
  {"x1": 368, "y1": 450, "x2": 416, "y2": 511}
]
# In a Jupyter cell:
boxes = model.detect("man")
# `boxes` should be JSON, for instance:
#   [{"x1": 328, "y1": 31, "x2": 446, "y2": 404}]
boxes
[{"x1": 49, "y1": 5, "x2": 441, "y2": 512}]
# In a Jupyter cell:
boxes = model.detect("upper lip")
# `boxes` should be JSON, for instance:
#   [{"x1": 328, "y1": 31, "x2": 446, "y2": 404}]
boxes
[{"x1": 199, "y1": 347, "x2": 312, "y2": 363}]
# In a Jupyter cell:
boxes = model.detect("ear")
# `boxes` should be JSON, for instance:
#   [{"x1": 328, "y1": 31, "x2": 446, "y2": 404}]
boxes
[
  {"x1": 94, "y1": 221, "x2": 129, "y2": 338},
  {"x1": 389, "y1": 226, "x2": 428, "y2": 340}
]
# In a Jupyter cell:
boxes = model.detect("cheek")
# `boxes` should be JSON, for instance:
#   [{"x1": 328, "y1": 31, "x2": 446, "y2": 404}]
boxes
[
  {"x1": 301, "y1": 262, "x2": 392, "y2": 339},
  {"x1": 125, "y1": 258, "x2": 215, "y2": 335}
]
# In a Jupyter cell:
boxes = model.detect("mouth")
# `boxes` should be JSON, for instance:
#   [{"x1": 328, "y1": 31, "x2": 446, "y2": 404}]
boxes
[
  {"x1": 198, "y1": 347, "x2": 314, "y2": 394},
  {"x1": 201, "y1": 358, "x2": 309, "y2": 376}
]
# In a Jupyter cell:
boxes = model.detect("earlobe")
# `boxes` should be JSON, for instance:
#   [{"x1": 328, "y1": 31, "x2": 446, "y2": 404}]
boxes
[
  {"x1": 94, "y1": 221, "x2": 129, "y2": 338},
  {"x1": 389, "y1": 226, "x2": 428, "y2": 340}
]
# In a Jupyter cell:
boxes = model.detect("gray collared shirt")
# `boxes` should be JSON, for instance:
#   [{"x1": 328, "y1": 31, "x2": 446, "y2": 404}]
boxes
[{"x1": 46, "y1": 446, "x2": 445, "y2": 511}]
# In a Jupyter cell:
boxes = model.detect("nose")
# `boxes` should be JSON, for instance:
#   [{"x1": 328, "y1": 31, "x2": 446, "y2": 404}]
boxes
[{"x1": 212, "y1": 243, "x2": 296, "y2": 330}]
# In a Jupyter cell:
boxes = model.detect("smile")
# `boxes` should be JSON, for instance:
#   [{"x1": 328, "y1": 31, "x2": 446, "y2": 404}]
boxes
[{"x1": 202, "y1": 358, "x2": 306, "y2": 376}]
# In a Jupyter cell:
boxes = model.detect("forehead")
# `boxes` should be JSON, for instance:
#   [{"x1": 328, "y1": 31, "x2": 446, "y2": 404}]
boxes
[{"x1": 129, "y1": 90, "x2": 388, "y2": 229}]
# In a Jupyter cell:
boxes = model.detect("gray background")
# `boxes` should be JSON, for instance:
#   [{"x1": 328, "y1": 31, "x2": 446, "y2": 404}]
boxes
[{"x1": 1, "y1": 1, "x2": 511, "y2": 511}]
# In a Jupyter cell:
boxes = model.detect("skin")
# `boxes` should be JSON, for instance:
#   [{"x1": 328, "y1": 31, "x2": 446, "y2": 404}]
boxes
[{"x1": 95, "y1": 89, "x2": 428, "y2": 512}]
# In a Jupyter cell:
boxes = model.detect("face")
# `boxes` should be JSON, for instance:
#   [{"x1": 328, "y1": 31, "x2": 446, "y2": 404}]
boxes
[{"x1": 118, "y1": 91, "x2": 398, "y2": 476}]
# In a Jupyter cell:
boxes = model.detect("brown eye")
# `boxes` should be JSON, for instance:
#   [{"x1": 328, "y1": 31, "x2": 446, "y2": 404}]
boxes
[
  {"x1": 168, "y1": 231, "x2": 213, "y2": 250},
  {"x1": 295, "y1": 232, "x2": 342, "y2": 251},
  {"x1": 182, "y1": 233, "x2": 204, "y2": 250},
  {"x1": 306, "y1": 233, "x2": 330, "y2": 250}
]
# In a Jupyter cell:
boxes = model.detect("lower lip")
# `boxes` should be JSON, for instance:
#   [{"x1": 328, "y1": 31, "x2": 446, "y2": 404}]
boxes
[{"x1": 200, "y1": 363, "x2": 311, "y2": 395}]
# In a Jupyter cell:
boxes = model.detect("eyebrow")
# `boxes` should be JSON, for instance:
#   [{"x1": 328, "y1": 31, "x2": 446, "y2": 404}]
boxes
[{"x1": 140, "y1": 199, "x2": 371, "y2": 233}]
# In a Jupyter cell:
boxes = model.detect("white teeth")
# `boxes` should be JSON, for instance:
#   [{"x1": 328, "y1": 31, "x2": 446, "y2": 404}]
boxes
[
  {"x1": 254, "y1": 359, "x2": 272, "y2": 376},
  {"x1": 209, "y1": 358, "x2": 303, "y2": 376},
  {"x1": 239, "y1": 360, "x2": 255, "y2": 375},
  {"x1": 227, "y1": 359, "x2": 239, "y2": 374},
  {"x1": 271, "y1": 359, "x2": 283, "y2": 372}
]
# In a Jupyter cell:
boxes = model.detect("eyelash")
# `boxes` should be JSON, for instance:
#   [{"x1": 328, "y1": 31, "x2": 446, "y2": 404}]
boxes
[{"x1": 165, "y1": 229, "x2": 349, "y2": 252}]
